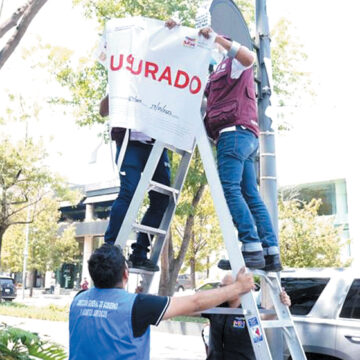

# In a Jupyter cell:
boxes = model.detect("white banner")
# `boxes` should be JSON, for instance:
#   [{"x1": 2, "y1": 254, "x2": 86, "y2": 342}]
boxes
[{"x1": 102, "y1": 17, "x2": 214, "y2": 151}]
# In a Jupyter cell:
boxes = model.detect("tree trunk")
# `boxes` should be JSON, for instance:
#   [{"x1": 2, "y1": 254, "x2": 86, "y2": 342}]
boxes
[
  {"x1": 0, "y1": 225, "x2": 7, "y2": 268},
  {"x1": 0, "y1": 227, "x2": 4, "y2": 301},
  {"x1": 190, "y1": 233, "x2": 196, "y2": 288},
  {"x1": 206, "y1": 256, "x2": 210, "y2": 278},
  {"x1": 29, "y1": 269, "x2": 35, "y2": 297},
  {"x1": 158, "y1": 183, "x2": 206, "y2": 295},
  {"x1": 159, "y1": 233, "x2": 171, "y2": 296},
  {"x1": 0, "y1": 0, "x2": 49, "y2": 70}
]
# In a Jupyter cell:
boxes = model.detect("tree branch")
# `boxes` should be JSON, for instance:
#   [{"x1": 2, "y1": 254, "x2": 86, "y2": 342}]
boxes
[
  {"x1": 0, "y1": 0, "x2": 49, "y2": 70},
  {"x1": 0, "y1": 2, "x2": 29, "y2": 38},
  {"x1": 5, "y1": 195, "x2": 43, "y2": 220}
]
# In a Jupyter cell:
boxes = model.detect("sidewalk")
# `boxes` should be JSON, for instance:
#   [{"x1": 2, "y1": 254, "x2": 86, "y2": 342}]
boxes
[{"x1": 0, "y1": 315, "x2": 206, "y2": 360}]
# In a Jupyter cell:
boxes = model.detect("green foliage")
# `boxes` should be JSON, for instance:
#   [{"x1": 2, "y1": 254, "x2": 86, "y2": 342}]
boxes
[
  {"x1": 174, "y1": 149, "x2": 207, "y2": 217},
  {"x1": 0, "y1": 323, "x2": 67, "y2": 359},
  {"x1": 48, "y1": 53, "x2": 108, "y2": 128},
  {"x1": 0, "y1": 98, "x2": 81, "y2": 269},
  {"x1": 2, "y1": 207, "x2": 79, "y2": 274},
  {"x1": 278, "y1": 198, "x2": 349, "y2": 268},
  {"x1": 173, "y1": 187, "x2": 223, "y2": 274},
  {"x1": 271, "y1": 18, "x2": 311, "y2": 108},
  {"x1": 72, "y1": 0, "x2": 200, "y2": 27}
]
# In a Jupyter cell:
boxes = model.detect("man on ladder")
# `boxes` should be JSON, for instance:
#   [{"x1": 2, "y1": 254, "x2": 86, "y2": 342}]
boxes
[
  {"x1": 199, "y1": 26, "x2": 282, "y2": 272},
  {"x1": 98, "y1": 20, "x2": 179, "y2": 272}
]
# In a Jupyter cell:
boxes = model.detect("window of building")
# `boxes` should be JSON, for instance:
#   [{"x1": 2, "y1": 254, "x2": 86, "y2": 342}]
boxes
[
  {"x1": 281, "y1": 277, "x2": 330, "y2": 315},
  {"x1": 281, "y1": 182, "x2": 337, "y2": 216},
  {"x1": 339, "y1": 279, "x2": 360, "y2": 319}
]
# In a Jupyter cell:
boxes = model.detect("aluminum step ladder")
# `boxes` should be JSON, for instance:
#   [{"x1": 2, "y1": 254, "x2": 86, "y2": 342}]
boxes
[{"x1": 113, "y1": 120, "x2": 306, "y2": 360}]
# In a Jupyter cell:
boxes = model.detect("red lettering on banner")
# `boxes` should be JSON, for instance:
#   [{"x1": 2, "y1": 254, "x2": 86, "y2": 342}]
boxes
[
  {"x1": 126, "y1": 54, "x2": 143, "y2": 75},
  {"x1": 110, "y1": 53, "x2": 202, "y2": 95},
  {"x1": 174, "y1": 70, "x2": 189, "y2": 89},
  {"x1": 158, "y1": 66, "x2": 172, "y2": 85},
  {"x1": 110, "y1": 55, "x2": 124, "y2": 71},
  {"x1": 145, "y1": 62, "x2": 159, "y2": 80},
  {"x1": 189, "y1": 76, "x2": 201, "y2": 94}
]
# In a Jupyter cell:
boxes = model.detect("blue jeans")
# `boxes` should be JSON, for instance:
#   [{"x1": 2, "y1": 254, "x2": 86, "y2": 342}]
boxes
[
  {"x1": 104, "y1": 141, "x2": 170, "y2": 259},
  {"x1": 217, "y1": 127, "x2": 278, "y2": 255}
]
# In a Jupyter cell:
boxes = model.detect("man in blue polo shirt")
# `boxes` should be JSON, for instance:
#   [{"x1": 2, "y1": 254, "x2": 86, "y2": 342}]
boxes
[{"x1": 69, "y1": 243, "x2": 255, "y2": 360}]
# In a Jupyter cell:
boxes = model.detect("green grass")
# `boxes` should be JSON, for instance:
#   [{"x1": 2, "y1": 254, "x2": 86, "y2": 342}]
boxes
[
  {"x1": 0, "y1": 303, "x2": 207, "y2": 324},
  {"x1": 0, "y1": 302, "x2": 69, "y2": 322}
]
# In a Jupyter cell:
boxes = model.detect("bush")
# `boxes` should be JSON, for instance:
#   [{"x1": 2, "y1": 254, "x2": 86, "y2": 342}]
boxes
[{"x1": 0, "y1": 323, "x2": 67, "y2": 359}]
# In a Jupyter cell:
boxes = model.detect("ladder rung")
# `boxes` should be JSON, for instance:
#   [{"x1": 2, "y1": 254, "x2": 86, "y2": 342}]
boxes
[
  {"x1": 128, "y1": 267, "x2": 156, "y2": 276},
  {"x1": 132, "y1": 223, "x2": 167, "y2": 237},
  {"x1": 251, "y1": 269, "x2": 279, "y2": 278},
  {"x1": 262, "y1": 319, "x2": 293, "y2": 329},
  {"x1": 164, "y1": 143, "x2": 191, "y2": 156},
  {"x1": 149, "y1": 181, "x2": 180, "y2": 197},
  {"x1": 201, "y1": 307, "x2": 275, "y2": 316}
]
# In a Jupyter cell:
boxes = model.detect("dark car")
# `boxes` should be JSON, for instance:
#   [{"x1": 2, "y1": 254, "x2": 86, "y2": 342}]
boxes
[{"x1": 0, "y1": 276, "x2": 17, "y2": 301}]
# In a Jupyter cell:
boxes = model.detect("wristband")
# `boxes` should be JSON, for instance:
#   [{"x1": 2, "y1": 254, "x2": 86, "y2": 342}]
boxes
[{"x1": 228, "y1": 41, "x2": 241, "y2": 59}]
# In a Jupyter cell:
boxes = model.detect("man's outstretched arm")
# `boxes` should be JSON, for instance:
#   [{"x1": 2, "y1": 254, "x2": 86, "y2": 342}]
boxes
[{"x1": 163, "y1": 267, "x2": 254, "y2": 320}]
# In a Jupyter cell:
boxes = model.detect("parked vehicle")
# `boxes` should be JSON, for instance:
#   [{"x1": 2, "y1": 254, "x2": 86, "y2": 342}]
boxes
[
  {"x1": 281, "y1": 268, "x2": 360, "y2": 360},
  {"x1": 0, "y1": 276, "x2": 17, "y2": 301},
  {"x1": 175, "y1": 274, "x2": 192, "y2": 292}
]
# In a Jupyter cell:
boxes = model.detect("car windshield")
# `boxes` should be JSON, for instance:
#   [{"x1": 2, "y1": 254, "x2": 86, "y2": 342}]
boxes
[{"x1": 0, "y1": 278, "x2": 14, "y2": 286}]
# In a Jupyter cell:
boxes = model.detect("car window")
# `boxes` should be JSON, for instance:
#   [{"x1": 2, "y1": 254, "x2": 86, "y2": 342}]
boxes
[
  {"x1": 197, "y1": 282, "x2": 219, "y2": 291},
  {"x1": 281, "y1": 277, "x2": 329, "y2": 315},
  {"x1": 339, "y1": 279, "x2": 360, "y2": 319},
  {"x1": 0, "y1": 278, "x2": 14, "y2": 286}
]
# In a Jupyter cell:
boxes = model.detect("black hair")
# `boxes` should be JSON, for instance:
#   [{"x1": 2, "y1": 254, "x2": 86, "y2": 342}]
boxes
[{"x1": 88, "y1": 243, "x2": 126, "y2": 288}]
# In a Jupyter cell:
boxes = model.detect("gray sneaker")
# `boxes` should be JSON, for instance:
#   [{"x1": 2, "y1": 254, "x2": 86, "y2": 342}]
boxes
[{"x1": 264, "y1": 254, "x2": 282, "y2": 272}]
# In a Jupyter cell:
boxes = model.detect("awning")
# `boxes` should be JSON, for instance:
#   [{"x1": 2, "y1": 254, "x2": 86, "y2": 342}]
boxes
[{"x1": 83, "y1": 193, "x2": 117, "y2": 204}]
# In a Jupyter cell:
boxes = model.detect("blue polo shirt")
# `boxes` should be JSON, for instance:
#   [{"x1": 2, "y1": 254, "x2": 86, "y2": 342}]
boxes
[{"x1": 69, "y1": 288, "x2": 169, "y2": 360}]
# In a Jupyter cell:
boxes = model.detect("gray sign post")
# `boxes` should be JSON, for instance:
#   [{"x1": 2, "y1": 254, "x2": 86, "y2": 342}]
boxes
[{"x1": 255, "y1": 0, "x2": 282, "y2": 359}]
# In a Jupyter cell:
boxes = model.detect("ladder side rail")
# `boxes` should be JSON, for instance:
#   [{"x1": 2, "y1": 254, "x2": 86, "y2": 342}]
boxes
[
  {"x1": 267, "y1": 276, "x2": 307, "y2": 360},
  {"x1": 114, "y1": 140, "x2": 165, "y2": 248},
  {"x1": 150, "y1": 148, "x2": 195, "y2": 264},
  {"x1": 196, "y1": 122, "x2": 273, "y2": 360},
  {"x1": 171, "y1": 148, "x2": 195, "y2": 191}
]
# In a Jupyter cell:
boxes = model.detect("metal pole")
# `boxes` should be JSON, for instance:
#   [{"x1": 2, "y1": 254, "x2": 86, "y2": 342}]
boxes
[
  {"x1": 256, "y1": 0, "x2": 278, "y2": 227},
  {"x1": 22, "y1": 207, "x2": 31, "y2": 299},
  {"x1": 256, "y1": 0, "x2": 283, "y2": 359}
]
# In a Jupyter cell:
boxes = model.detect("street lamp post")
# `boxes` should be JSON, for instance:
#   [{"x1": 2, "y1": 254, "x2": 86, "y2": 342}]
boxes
[{"x1": 22, "y1": 207, "x2": 31, "y2": 299}]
